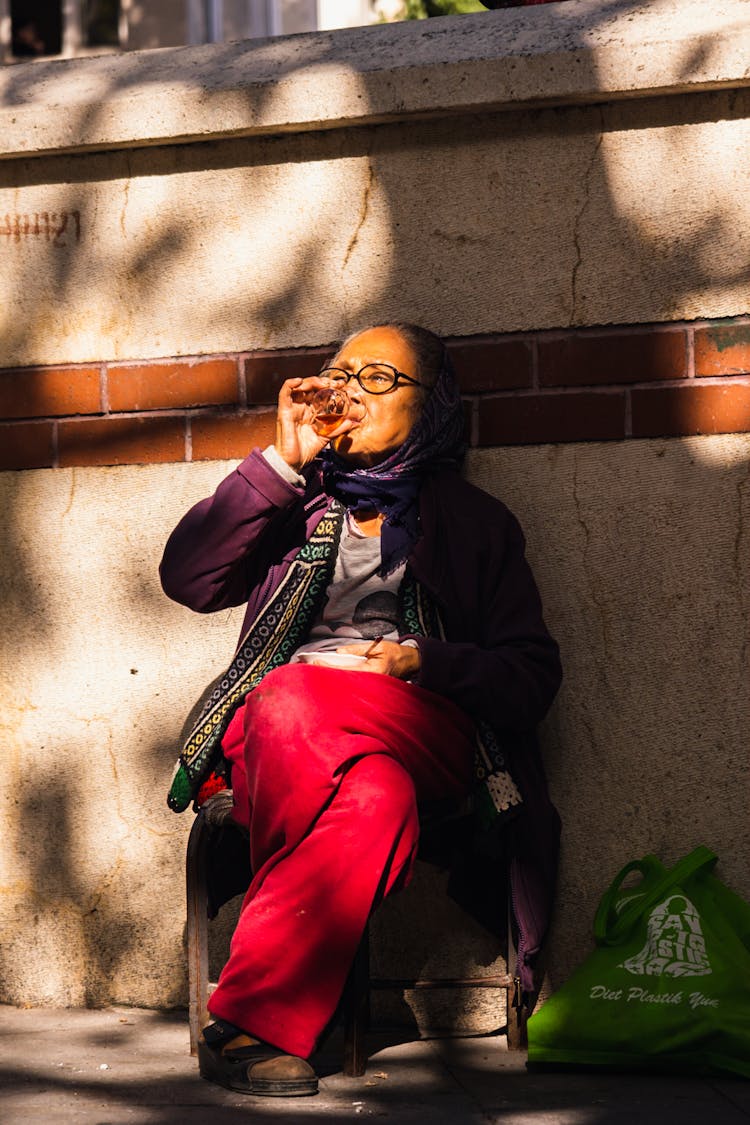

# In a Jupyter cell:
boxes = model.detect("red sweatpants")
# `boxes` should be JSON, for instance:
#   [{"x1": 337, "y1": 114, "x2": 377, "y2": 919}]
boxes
[{"x1": 207, "y1": 662, "x2": 475, "y2": 1058}]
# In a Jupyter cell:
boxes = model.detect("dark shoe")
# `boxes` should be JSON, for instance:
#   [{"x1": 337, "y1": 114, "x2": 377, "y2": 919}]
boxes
[{"x1": 198, "y1": 1021, "x2": 318, "y2": 1098}]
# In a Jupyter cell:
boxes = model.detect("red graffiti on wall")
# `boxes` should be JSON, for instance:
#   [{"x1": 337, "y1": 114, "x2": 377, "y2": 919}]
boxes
[{"x1": 0, "y1": 211, "x2": 82, "y2": 247}]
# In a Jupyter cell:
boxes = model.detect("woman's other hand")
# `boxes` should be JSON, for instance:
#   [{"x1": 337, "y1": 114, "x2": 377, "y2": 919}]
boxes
[
  {"x1": 276, "y1": 377, "x2": 362, "y2": 472},
  {"x1": 336, "y1": 640, "x2": 421, "y2": 679}
]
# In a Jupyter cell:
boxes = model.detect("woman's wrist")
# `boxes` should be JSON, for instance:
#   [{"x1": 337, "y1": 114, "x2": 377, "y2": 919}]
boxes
[
  {"x1": 262, "y1": 445, "x2": 305, "y2": 486},
  {"x1": 398, "y1": 640, "x2": 421, "y2": 678}
]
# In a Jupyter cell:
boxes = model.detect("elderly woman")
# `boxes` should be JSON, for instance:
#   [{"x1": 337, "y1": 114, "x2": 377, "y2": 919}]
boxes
[{"x1": 160, "y1": 322, "x2": 561, "y2": 1098}]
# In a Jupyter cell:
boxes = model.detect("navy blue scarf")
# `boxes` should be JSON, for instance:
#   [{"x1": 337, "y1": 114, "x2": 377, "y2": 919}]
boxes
[{"x1": 319, "y1": 353, "x2": 466, "y2": 575}]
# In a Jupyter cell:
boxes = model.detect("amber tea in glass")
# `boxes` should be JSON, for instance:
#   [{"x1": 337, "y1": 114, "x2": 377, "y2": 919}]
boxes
[{"x1": 310, "y1": 387, "x2": 350, "y2": 437}]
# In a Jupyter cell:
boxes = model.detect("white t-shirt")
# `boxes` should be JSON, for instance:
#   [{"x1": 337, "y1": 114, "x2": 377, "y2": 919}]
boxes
[{"x1": 292, "y1": 512, "x2": 405, "y2": 660}]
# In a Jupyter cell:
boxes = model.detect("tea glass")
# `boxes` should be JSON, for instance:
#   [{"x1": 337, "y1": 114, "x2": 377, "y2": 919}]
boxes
[{"x1": 309, "y1": 386, "x2": 351, "y2": 437}]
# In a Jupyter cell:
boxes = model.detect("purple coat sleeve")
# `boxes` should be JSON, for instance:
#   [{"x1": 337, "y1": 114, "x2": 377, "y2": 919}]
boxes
[{"x1": 159, "y1": 449, "x2": 305, "y2": 613}]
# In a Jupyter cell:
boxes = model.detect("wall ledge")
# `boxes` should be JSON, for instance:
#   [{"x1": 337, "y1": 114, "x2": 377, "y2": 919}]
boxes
[{"x1": 1, "y1": 0, "x2": 749, "y2": 160}]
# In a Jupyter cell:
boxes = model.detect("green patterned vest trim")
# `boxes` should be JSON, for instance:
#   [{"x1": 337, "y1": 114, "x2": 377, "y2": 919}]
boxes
[{"x1": 167, "y1": 501, "x2": 345, "y2": 812}]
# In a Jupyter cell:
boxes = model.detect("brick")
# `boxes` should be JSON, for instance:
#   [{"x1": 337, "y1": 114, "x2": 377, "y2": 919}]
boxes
[
  {"x1": 244, "y1": 348, "x2": 333, "y2": 405},
  {"x1": 538, "y1": 328, "x2": 687, "y2": 387},
  {"x1": 477, "y1": 391, "x2": 625, "y2": 446},
  {"x1": 694, "y1": 321, "x2": 750, "y2": 377},
  {"x1": 0, "y1": 366, "x2": 100, "y2": 419},
  {"x1": 58, "y1": 416, "x2": 186, "y2": 467},
  {"x1": 446, "y1": 336, "x2": 532, "y2": 393},
  {"x1": 0, "y1": 422, "x2": 55, "y2": 469},
  {"x1": 108, "y1": 359, "x2": 239, "y2": 412},
  {"x1": 631, "y1": 382, "x2": 750, "y2": 438},
  {"x1": 191, "y1": 411, "x2": 277, "y2": 461}
]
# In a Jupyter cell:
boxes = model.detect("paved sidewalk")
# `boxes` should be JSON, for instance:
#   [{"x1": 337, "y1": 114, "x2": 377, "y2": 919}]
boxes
[{"x1": 0, "y1": 1005, "x2": 748, "y2": 1124}]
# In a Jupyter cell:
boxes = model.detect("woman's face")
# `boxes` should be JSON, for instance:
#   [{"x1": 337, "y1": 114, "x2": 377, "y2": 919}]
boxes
[{"x1": 328, "y1": 326, "x2": 424, "y2": 467}]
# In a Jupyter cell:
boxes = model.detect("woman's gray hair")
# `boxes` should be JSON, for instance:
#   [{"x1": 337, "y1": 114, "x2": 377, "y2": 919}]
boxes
[{"x1": 336, "y1": 322, "x2": 449, "y2": 389}]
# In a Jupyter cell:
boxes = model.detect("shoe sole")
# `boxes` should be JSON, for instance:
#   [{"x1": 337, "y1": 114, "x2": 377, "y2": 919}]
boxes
[{"x1": 198, "y1": 1041, "x2": 319, "y2": 1097}]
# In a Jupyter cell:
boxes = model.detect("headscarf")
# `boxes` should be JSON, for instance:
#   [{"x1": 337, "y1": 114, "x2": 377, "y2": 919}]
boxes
[{"x1": 318, "y1": 349, "x2": 466, "y2": 576}]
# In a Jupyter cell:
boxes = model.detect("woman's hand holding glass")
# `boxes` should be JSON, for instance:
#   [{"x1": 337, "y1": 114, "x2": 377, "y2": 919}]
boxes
[{"x1": 275, "y1": 377, "x2": 364, "y2": 472}]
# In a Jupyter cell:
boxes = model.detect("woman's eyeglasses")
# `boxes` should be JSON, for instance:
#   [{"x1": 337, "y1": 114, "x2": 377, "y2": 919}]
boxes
[{"x1": 318, "y1": 363, "x2": 426, "y2": 395}]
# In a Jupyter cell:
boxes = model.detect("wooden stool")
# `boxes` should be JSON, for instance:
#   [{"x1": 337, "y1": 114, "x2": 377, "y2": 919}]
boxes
[{"x1": 186, "y1": 795, "x2": 527, "y2": 1077}]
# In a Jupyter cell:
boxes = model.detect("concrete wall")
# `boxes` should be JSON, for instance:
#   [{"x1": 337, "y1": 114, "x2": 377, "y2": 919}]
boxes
[
  {"x1": 3, "y1": 92, "x2": 750, "y2": 370},
  {"x1": 0, "y1": 0, "x2": 748, "y2": 1028}
]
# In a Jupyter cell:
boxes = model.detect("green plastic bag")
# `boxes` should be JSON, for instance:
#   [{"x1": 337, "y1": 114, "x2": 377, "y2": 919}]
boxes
[{"x1": 527, "y1": 846, "x2": 750, "y2": 1077}]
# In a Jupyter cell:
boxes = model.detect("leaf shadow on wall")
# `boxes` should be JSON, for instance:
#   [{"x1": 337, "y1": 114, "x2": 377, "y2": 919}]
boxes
[
  {"x1": 6, "y1": 776, "x2": 138, "y2": 1008},
  {"x1": 0, "y1": 0, "x2": 748, "y2": 1022}
]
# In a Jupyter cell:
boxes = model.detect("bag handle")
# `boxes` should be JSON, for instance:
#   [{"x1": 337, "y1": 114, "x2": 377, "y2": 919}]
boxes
[
  {"x1": 594, "y1": 846, "x2": 717, "y2": 946},
  {"x1": 593, "y1": 855, "x2": 662, "y2": 944}
]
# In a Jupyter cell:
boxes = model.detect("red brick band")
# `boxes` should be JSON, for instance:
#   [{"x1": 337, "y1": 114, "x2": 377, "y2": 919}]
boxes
[{"x1": 1, "y1": 319, "x2": 749, "y2": 470}]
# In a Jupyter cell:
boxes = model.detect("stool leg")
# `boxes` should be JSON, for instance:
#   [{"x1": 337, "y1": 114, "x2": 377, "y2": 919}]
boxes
[
  {"x1": 186, "y1": 811, "x2": 210, "y2": 1056},
  {"x1": 505, "y1": 896, "x2": 528, "y2": 1051},
  {"x1": 505, "y1": 979, "x2": 528, "y2": 1051},
  {"x1": 343, "y1": 928, "x2": 370, "y2": 1077}
]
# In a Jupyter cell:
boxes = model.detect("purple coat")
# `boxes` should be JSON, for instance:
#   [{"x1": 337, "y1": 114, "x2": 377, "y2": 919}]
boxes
[{"x1": 160, "y1": 449, "x2": 562, "y2": 996}]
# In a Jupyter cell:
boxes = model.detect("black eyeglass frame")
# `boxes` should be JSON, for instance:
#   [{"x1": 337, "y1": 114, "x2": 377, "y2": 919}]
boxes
[{"x1": 318, "y1": 362, "x2": 427, "y2": 395}]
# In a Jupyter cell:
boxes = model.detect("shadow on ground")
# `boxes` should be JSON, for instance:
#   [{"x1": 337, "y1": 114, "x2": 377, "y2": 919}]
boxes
[{"x1": 1, "y1": 1005, "x2": 750, "y2": 1125}]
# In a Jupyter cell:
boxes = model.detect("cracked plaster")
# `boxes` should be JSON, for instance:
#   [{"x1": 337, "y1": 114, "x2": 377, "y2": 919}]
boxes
[
  {"x1": 3, "y1": 5, "x2": 750, "y2": 367},
  {"x1": 3, "y1": 91, "x2": 750, "y2": 368},
  {"x1": 570, "y1": 125, "x2": 604, "y2": 325}
]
